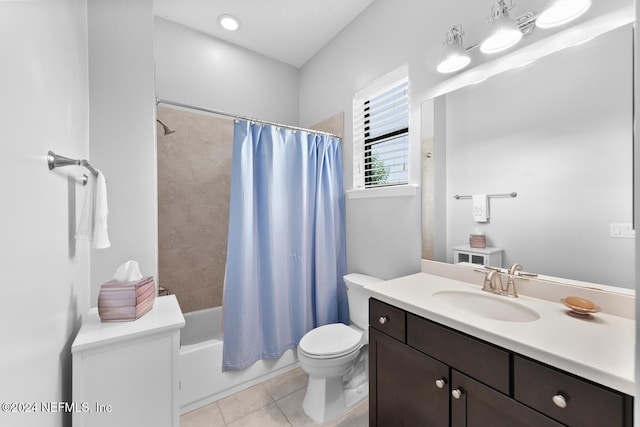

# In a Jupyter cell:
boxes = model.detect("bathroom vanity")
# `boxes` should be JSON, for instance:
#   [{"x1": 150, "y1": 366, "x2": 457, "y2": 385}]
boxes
[{"x1": 366, "y1": 262, "x2": 634, "y2": 427}]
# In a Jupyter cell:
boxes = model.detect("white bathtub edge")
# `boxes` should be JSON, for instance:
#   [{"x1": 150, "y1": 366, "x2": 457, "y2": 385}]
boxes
[{"x1": 180, "y1": 360, "x2": 301, "y2": 414}]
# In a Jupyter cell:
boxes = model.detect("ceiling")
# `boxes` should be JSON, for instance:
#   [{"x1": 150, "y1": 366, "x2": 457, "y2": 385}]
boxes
[{"x1": 153, "y1": 0, "x2": 376, "y2": 68}]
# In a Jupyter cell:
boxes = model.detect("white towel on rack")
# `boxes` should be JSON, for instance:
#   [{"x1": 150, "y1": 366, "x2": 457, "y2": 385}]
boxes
[
  {"x1": 472, "y1": 194, "x2": 489, "y2": 223},
  {"x1": 76, "y1": 169, "x2": 110, "y2": 249}
]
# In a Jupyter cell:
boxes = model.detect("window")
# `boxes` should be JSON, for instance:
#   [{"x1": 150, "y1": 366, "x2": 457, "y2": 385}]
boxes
[{"x1": 353, "y1": 66, "x2": 409, "y2": 189}]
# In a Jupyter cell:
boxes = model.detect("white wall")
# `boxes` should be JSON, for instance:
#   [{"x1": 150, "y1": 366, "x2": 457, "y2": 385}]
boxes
[
  {"x1": 299, "y1": 0, "x2": 466, "y2": 279},
  {"x1": 299, "y1": 0, "x2": 636, "y2": 283},
  {"x1": 155, "y1": 17, "x2": 299, "y2": 126},
  {"x1": 88, "y1": 0, "x2": 157, "y2": 303},
  {"x1": 445, "y1": 26, "x2": 634, "y2": 288},
  {"x1": 634, "y1": 0, "x2": 640, "y2": 419},
  {"x1": 0, "y1": 1, "x2": 90, "y2": 426}
]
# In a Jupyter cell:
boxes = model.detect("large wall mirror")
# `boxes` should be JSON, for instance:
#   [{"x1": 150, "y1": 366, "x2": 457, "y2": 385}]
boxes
[{"x1": 421, "y1": 23, "x2": 634, "y2": 289}]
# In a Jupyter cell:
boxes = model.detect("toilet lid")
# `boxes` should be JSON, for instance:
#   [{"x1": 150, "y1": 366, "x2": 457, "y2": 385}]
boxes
[{"x1": 299, "y1": 323, "x2": 362, "y2": 358}]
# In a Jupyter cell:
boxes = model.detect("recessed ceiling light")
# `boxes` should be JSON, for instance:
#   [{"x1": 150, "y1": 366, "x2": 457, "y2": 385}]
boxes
[{"x1": 218, "y1": 14, "x2": 240, "y2": 31}]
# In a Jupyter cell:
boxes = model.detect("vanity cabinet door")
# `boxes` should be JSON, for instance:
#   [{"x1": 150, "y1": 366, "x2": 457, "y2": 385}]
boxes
[
  {"x1": 450, "y1": 370, "x2": 563, "y2": 427},
  {"x1": 370, "y1": 328, "x2": 449, "y2": 427}
]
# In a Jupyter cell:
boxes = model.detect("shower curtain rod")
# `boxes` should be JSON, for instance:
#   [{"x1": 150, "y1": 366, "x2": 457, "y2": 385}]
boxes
[{"x1": 156, "y1": 98, "x2": 341, "y2": 139}]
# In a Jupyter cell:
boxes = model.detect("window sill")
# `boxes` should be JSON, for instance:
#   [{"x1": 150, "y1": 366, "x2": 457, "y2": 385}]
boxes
[{"x1": 346, "y1": 184, "x2": 418, "y2": 199}]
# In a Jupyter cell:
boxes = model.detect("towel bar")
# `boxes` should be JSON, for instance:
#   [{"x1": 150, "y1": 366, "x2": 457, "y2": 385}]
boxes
[
  {"x1": 47, "y1": 150, "x2": 98, "y2": 185},
  {"x1": 454, "y1": 192, "x2": 517, "y2": 200}
]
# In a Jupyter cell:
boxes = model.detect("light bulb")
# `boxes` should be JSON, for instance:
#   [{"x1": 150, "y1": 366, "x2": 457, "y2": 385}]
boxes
[
  {"x1": 481, "y1": 25, "x2": 522, "y2": 54},
  {"x1": 218, "y1": 14, "x2": 240, "y2": 31},
  {"x1": 437, "y1": 52, "x2": 471, "y2": 74}
]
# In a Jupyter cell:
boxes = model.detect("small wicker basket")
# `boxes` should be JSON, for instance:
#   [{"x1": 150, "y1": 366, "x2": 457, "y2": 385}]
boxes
[{"x1": 469, "y1": 234, "x2": 486, "y2": 249}]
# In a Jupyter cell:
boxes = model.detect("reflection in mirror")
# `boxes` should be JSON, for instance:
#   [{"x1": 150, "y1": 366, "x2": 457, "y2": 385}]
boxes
[
  {"x1": 421, "y1": 100, "x2": 435, "y2": 261},
  {"x1": 422, "y1": 24, "x2": 634, "y2": 289}
]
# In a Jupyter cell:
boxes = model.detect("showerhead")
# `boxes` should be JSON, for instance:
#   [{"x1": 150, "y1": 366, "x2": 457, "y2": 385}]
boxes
[{"x1": 156, "y1": 119, "x2": 175, "y2": 136}]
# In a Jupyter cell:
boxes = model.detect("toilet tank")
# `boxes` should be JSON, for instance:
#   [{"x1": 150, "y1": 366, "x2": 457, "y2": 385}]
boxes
[{"x1": 344, "y1": 273, "x2": 383, "y2": 329}]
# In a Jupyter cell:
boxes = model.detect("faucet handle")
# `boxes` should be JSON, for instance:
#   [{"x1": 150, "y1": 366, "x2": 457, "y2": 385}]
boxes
[
  {"x1": 508, "y1": 263, "x2": 523, "y2": 275},
  {"x1": 504, "y1": 274, "x2": 529, "y2": 298},
  {"x1": 518, "y1": 271, "x2": 538, "y2": 277},
  {"x1": 508, "y1": 263, "x2": 539, "y2": 278}
]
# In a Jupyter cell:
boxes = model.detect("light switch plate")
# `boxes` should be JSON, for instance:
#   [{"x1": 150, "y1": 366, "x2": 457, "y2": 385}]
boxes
[{"x1": 610, "y1": 223, "x2": 635, "y2": 239}]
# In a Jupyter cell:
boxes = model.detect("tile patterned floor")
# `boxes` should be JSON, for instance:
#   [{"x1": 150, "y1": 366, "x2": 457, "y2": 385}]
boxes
[{"x1": 180, "y1": 368, "x2": 369, "y2": 427}]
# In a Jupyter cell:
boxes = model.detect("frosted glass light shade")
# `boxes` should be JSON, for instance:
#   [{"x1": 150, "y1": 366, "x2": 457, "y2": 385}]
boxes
[
  {"x1": 480, "y1": 17, "x2": 523, "y2": 54},
  {"x1": 437, "y1": 44, "x2": 471, "y2": 73},
  {"x1": 536, "y1": 0, "x2": 591, "y2": 29}
]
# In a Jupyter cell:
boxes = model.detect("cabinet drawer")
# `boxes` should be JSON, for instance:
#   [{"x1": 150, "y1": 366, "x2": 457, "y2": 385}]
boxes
[
  {"x1": 407, "y1": 314, "x2": 510, "y2": 394},
  {"x1": 369, "y1": 299, "x2": 406, "y2": 342},
  {"x1": 514, "y1": 356, "x2": 631, "y2": 427}
]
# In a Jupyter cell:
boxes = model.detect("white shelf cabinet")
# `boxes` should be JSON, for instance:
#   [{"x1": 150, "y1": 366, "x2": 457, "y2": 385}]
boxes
[
  {"x1": 72, "y1": 295, "x2": 185, "y2": 427},
  {"x1": 453, "y1": 244, "x2": 503, "y2": 268}
]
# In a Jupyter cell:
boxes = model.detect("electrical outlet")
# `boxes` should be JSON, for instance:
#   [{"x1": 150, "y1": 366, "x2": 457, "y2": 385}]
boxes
[{"x1": 610, "y1": 223, "x2": 635, "y2": 239}]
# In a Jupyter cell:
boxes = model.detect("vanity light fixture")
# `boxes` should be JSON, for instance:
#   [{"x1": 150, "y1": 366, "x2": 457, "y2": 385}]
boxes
[
  {"x1": 436, "y1": 0, "x2": 591, "y2": 74},
  {"x1": 480, "y1": 0, "x2": 523, "y2": 54},
  {"x1": 535, "y1": 0, "x2": 591, "y2": 29},
  {"x1": 436, "y1": 26, "x2": 472, "y2": 74},
  {"x1": 218, "y1": 14, "x2": 241, "y2": 31}
]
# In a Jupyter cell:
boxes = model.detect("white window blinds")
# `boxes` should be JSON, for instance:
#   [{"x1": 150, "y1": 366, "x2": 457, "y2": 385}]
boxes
[{"x1": 353, "y1": 66, "x2": 409, "y2": 189}]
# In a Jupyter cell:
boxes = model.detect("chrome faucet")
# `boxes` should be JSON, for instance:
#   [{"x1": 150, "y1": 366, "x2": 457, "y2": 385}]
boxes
[{"x1": 476, "y1": 264, "x2": 536, "y2": 298}]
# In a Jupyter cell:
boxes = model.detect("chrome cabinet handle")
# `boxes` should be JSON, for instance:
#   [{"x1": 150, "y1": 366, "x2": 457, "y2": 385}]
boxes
[
  {"x1": 451, "y1": 388, "x2": 464, "y2": 399},
  {"x1": 378, "y1": 316, "x2": 388, "y2": 324},
  {"x1": 435, "y1": 378, "x2": 447, "y2": 389},
  {"x1": 552, "y1": 393, "x2": 567, "y2": 408}
]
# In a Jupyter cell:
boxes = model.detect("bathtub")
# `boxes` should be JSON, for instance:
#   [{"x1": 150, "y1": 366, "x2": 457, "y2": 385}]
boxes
[{"x1": 179, "y1": 306, "x2": 299, "y2": 414}]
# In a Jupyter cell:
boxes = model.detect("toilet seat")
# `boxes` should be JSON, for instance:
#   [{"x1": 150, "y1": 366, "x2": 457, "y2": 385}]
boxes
[{"x1": 298, "y1": 323, "x2": 362, "y2": 359}]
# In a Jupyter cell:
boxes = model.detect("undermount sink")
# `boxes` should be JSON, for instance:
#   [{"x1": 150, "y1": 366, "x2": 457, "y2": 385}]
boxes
[{"x1": 432, "y1": 290, "x2": 540, "y2": 323}]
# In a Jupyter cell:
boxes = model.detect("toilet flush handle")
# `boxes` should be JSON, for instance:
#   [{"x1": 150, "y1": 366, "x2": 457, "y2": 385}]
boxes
[{"x1": 378, "y1": 316, "x2": 389, "y2": 324}]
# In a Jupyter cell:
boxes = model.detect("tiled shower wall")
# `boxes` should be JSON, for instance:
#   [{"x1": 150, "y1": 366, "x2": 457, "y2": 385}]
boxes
[{"x1": 157, "y1": 106, "x2": 233, "y2": 313}]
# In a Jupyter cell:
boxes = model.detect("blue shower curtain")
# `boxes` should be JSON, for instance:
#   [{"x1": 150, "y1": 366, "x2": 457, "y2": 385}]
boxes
[{"x1": 222, "y1": 120, "x2": 348, "y2": 371}]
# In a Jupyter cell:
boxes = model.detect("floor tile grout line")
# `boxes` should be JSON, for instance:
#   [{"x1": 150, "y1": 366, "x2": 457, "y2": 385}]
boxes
[
  {"x1": 218, "y1": 383, "x2": 276, "y2": 425},
  {"x1": 269, "y1": 384, "x2": 308, "y2": 403},
  {"x1": 263, "y1": 368, "x2": 309, "y2": 402},
  {"x1": 216, "y1": 401, "x2": 230, "y2": 426},
  {"x1": 273, "y1": 397, "x2": 296, "y2": 427},
  {"x1": 226, "y1": 401, "x2": 293, "y2": 427}
]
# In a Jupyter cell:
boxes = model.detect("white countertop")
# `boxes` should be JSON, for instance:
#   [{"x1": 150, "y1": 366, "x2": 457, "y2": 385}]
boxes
[
  {"x1": 365, "y1": 272, "x2": 635, "y2": 395},
  {"x1": 71, "y1": 295, "x2": 185, "y2": 353}
]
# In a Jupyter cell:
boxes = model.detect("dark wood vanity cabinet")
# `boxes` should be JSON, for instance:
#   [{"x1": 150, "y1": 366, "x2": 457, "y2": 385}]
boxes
[
  {"x1": 370, "y1": 328, "x2": 449, "y2": 427},
  {"x1": 450, "y1": 370, "x2": 563, "y2": 427},
  {"x1": 368, "y1": 298, "x2": 633, "y2": 427}
]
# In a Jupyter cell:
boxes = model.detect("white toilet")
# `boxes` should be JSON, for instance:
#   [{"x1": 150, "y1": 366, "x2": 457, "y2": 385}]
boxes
[{"x1": 297, "y1": 273, "x2": 382, "y2": 424}]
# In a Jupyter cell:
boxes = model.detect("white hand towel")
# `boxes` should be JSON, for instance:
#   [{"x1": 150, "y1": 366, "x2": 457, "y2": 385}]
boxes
[
  {"x1": 472, "y1": 194, "x2": 489, "y2": 223},
  {"x1": 76, "y1": 170, "x2": 111, "y2": 249}
]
